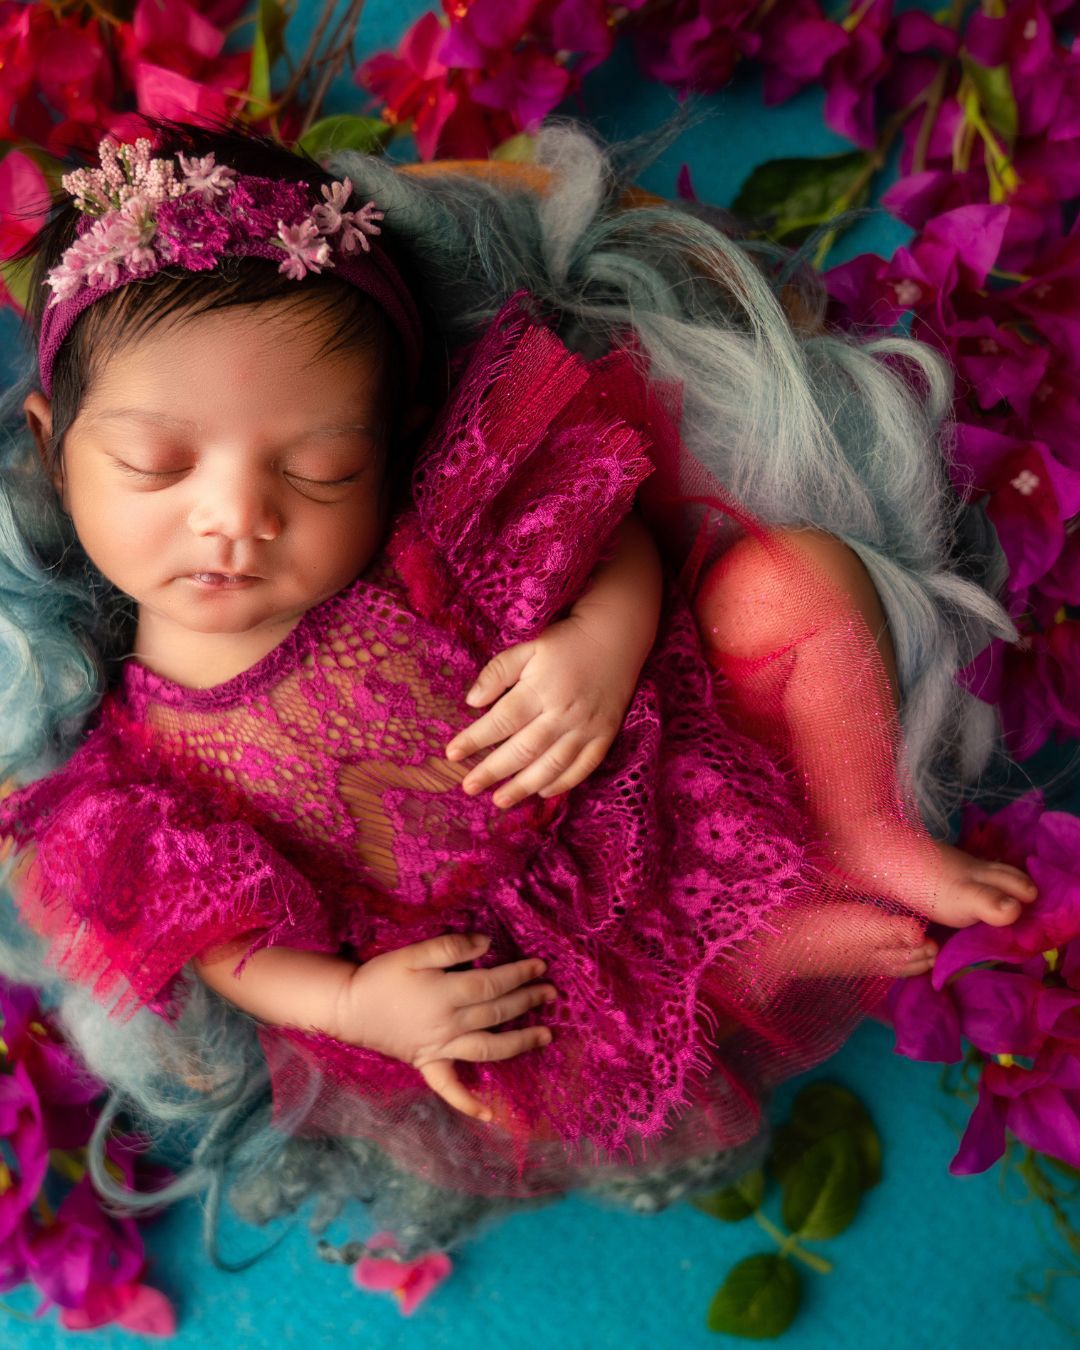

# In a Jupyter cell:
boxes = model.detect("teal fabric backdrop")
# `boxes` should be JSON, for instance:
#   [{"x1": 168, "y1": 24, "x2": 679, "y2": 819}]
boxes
[{"x1": 3, "y1": 2, "x2": 1077, "y2": 1345}]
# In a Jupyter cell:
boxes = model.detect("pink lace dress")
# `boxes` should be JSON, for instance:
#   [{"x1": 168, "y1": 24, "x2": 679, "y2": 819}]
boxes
[{"x1": 0, "y1": 303, "x2": 898, "y2": 1196}]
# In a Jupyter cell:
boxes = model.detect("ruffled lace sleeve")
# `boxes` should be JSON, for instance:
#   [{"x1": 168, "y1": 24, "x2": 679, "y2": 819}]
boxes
[
  {"x1": 0, "y1": 718, "x2": 338, "y2": 1019},
  {"x1": 387, "y1": 296, "x2": 655, "y2": 647}
]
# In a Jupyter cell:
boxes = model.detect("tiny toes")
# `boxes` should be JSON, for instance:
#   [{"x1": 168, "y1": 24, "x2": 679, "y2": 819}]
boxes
[{"x1": 980, "y1": 893, "x2": 1021, "y2": 925}]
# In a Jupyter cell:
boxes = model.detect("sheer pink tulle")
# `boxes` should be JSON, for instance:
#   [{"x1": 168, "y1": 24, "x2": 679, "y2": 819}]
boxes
[{"x1": 0, "y1": 298, "x2": 941, "y2": 1196}]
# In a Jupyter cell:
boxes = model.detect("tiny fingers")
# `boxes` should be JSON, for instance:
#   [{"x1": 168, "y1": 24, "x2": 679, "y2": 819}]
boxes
[
  {"x1": 441, "y1": 1025, "x2": 554, "y2": 1064},
  {"x1": 460, "y1": 722, "x2": 560, "y2": 797},
  {"x1": 536, "y1": 738, "x2": 612, "y2": 799},
  {"x1": 447, "y1": 687, "x2": 542, "y2": 764},
  {"x1": 418, "y1": 1060, "x2": 492, "y2": 1122},
  {"x1": 489, "y1": 734, "x2": 589, "y2": 809},
  {"x1": 463, "y1": 645, "x2": 535, "y2": 710},
  {"x1": 448, "y1": 956, "x2": 549, "y2": 1004},
  {"x1": 408, "y1": 932, "x2": 491, "y2": 971},
  {"x1": 458, "y1": 981, "x2": 557, "y2": 1033}
]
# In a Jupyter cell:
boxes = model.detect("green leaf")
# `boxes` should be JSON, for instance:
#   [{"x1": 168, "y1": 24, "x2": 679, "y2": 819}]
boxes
[
  {"x1": 781, "y1": 1132, "x2": 863, "y2": 1240},
  {"x1": 1043, "y1": 1156, "x2": 1080, "y2": 1183},
  {"x1": 692, "y1": 1169, "x2": 765, "y2": 1222},
  {"x1": 491, "y1": 133, "x2": 536, "y2": 163},
  {"x1": 788, "y1": 1082, "x2": 882, "y2": 1190},
  {"x1": 961, "y1": 55, "x2": 1018, "y2": 146},
  {"x1": 707, "y1": 1254, "x2": 801, "y2": 1339},
  {"x1": 848, "y1": 1118, "x2": 882, "y2": 1191},
  {"x1": 0, "y1": 256, "x2": 33, "y2": 313},
  {"x1": 10, "y1": 146, "x2": 65, "y2": 189},
  {"x1": 248, "y1": 0, "x2": 292, "y2": 115},
  {"x1": 789, "y1": 1082, "x2": 869, "y2": 1138},
  {"x1": 731, "y1": 152, "x2": 873, "y2": 247},
  {"x1": 297, "y1": 115, "x2": 391, "y2": 163},
  {"x1": 766, "y1": 1123, "x2": 810, "y2": 1186}
]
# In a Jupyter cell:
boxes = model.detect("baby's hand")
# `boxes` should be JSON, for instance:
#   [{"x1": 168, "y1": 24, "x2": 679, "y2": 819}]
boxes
[
  {"x1": 445, "y1": 617, "x2": 634, "y2": 809},
  {"x1": 338, "y1": 933, "x2": 556, "y2": 1121}
]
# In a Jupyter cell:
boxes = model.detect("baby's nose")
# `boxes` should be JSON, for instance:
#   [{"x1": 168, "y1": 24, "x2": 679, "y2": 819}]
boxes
[{"x1": 188, "y1": 475, "x2": 281, "y2": 543}]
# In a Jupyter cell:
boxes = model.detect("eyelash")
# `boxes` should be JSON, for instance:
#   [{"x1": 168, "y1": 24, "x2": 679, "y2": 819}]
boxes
[{"x1": 115, "y1": 463, "x2": 362, "y2": 489}]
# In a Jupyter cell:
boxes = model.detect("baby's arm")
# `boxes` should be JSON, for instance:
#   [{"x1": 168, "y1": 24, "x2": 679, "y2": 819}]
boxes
[
  {"x1": 194, "y1": 934, "x2": 555, "y2": 1120},
  {"x1": 446, "y1": 513, "x2": 663, "y2": 807}
]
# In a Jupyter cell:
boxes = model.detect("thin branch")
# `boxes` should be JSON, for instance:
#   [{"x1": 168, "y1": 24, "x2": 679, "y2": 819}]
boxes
[
  {"x1": 276, "y1": 0, "x2": 341, "y2": 111},
  {"x1": 297, "y1": 0, "x2": 368, "y2": 136}
]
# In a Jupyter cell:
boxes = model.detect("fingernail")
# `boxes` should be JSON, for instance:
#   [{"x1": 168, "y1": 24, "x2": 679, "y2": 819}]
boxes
[
  {"x1": 479, "y1": 1109, "x2": 493, "y2": 1123},
  {"x1": 544, "y1": 990, "x2": 557, "y2": 1002},
  {"x1": 539, "y1": 1029, "x2": 553, "y2": 1045},
  {"x1": 473, "y1": 934, "x2": 491, "y2": 949},
  {"x1": 446, "y1": 744, "x2": 461, "y2": 760},
  {"x1": 465, "y1": 687, "x2": 481, "y2": 706}
]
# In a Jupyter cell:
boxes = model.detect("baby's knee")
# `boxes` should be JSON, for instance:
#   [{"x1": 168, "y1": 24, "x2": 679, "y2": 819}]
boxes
[
  {"x1": 695, "y1": 528, "x2": 887, "y2": 664},
  {"x1": 694, "y1": 531, "x2": 825, "y2": 659}
]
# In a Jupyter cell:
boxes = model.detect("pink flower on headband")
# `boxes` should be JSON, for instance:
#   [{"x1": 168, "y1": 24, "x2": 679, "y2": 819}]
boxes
[
  {"x1": 311, "y1": 178, "x2": 383, "y2": 254},
  {"x1": 46, "y1": 202, "x2": 158, "y2": 301},
  {"x1": 45, "y1": 136, "x2": 386, "y2": 306},
  {"x1": 176, "y1": 152, "x2": 237, "y2": 201},
  {"x1": 275, "y1": 218, "x2": 331, "y2": 280}
]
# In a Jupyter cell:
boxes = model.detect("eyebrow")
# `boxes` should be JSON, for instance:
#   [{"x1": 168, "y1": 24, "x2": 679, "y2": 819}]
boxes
[{"x1": 85, "y1": 408, "x2": 375, "y2": 438}]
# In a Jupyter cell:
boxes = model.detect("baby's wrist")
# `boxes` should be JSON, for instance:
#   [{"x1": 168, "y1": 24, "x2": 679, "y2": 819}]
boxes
[{"x1": 327, "y1": 959, "x2": 400, "y2": 1055}]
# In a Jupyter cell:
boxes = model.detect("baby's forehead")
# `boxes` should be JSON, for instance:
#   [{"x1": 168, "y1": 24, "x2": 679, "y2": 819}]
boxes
[{"x1": 83, "y1": 302, "x2": 383, "y2": 405}]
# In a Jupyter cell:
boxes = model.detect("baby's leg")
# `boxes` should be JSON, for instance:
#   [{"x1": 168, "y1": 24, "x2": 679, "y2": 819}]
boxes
[{"x1": 696, "y1": 528, "x2": 1035, "y2": 951}]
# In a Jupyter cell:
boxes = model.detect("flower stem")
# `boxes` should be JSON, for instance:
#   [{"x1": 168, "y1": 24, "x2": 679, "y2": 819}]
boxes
[
  {"x1": 277, "y1": 0, "x2": 341, "y2": 112},
  {"x1": 298, "y1": 0, "x2": 369, "y2": 137},
  {"x1": 811, "y1": 95, "x2": 923, "y2": 268},
  {"x1": 753, "y1": 1211, "x2": 834, "y2": 1274}
]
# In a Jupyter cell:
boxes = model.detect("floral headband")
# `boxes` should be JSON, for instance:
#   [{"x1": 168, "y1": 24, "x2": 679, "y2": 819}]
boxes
[{"x1": 37, "y1": 136, "x2": 423, "y2": 396}]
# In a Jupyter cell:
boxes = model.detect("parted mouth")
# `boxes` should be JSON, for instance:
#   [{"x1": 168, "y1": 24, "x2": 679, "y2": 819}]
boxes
[{"x1": 186, "y1": 571, "x2": 261, "y2": 587}]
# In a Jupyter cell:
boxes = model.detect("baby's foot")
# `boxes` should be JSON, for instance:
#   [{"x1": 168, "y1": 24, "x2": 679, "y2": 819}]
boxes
[
  {"x1": 745, "y1": 902, "x2": 937, "y2": 991},
  {"x1": 822, "y1": 823, "x2": 1037, "y2": 931},
  {"x1": 916, "y1": 840, "x2": 1037, "y2": 929}
]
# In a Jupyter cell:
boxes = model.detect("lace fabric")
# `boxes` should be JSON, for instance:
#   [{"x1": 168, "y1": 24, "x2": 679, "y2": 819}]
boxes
[{"x1": 0, "y1": 298, "x2": 931, "y2": 1195}]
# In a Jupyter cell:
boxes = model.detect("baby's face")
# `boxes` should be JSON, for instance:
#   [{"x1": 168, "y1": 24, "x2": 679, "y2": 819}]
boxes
[{"x1": 52, "y1": 300, "x2": 389, "y2": 681}]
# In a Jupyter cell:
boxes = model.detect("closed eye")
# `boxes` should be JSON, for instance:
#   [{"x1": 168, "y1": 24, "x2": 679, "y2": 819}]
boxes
[
  {"x1": 115, "y1": 461, "x2": 188, "y2": 481},
  {"x1": 286, "y1": 471, "x2": 362, "y2": 486}
]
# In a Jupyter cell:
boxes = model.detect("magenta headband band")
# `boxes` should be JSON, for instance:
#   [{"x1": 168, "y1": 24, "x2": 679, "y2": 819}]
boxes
[{"x1": 37, "y1": 137, "x2": 423, "y2": 397}]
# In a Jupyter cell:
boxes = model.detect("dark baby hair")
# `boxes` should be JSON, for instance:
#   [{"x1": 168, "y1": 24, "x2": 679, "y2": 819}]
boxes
[{"x1": 24, "y1": 119, "x2": 432, "y2": 501}]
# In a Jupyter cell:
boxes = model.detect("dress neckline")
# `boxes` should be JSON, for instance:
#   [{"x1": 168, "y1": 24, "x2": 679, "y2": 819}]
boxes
[{"x1": 120, "y1": 588, "x2": 335, "y2": 712}]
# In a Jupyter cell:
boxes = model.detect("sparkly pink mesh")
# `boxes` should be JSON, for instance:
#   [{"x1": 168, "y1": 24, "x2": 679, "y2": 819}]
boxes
[{"x1": 0, "y1": 299, "x2": 941, "y2": 1196}]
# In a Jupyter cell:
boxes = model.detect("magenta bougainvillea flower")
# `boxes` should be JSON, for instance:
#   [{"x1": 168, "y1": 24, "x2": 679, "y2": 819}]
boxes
[
  {"x1": 756, "y1": 0, "x2": 847, "y2": 105},
  {"x1": 951, "y1": 422, "x2": 1080, "y2": 595},
  {"x1": 0, "y1": 977, "x2": 175, "y2": 1335},
  {"x1": 961, "y1": 620, "x2": 1080, "y2": 762},
  {"x1": 632, "y1": 0, "x2": 759, "y2": 94},
  {"x1": 820, "y1": 0, "x2": 894, "y2": 149},
  {"x1": 826, "y1": 203, "x2": 1009, "y2": 332},
  {"x1": 59, "y1": 1280, "x2": 177, "y2": 1335},
  {"x1": 0, "y1": 983, "x2": 101, "y2": 1150},
  {"x1": 0, "y1": 1059, "x2": 49, "y2": 1245},
  {"x1": 117, "y1": 0, "x2": 250, "y2": 128},
  {"x1": 32, "y1": 15, "x2": 116, "y2": 153},
  {"x1": 358, "y1": 10, "x2": 514, "y2": 160},
  {"x1": 890, "y1": 800, "x2": 1080, "y2": 1174},
  {"x1": 0, "y1": 148, "x2": 50, "y2": 311},
  {"x1": 25, "y1": 1169, "x2": 145, "y2": 1311},
  {"x1": 0, "y1": 3, "x2": 49, "y2": 144},
  {"x1": 353, "y1": 1232, "x2": 453, "y2": 1315}
]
